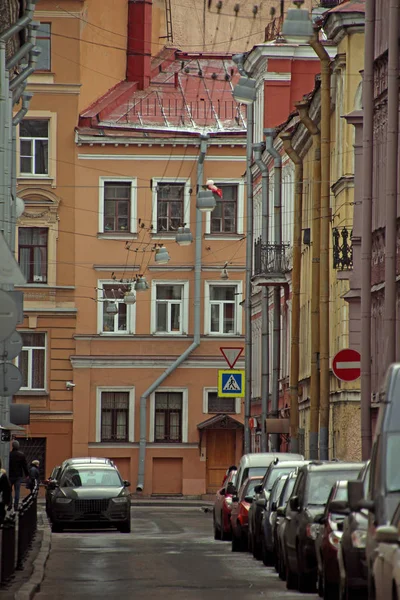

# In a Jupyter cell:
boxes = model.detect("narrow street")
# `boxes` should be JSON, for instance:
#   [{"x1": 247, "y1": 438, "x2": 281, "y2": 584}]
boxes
[{"x1": 34, "y1": 507, "x2": 319, "y2": 599}]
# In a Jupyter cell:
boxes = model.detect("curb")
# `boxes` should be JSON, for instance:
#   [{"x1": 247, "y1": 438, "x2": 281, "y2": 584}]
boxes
[
  {"x1": 130, "y1": 500, "x2": 214, "y2": 508},
  {"x1": 14, "y1": 518, "x2": 52, "y2": 600}
]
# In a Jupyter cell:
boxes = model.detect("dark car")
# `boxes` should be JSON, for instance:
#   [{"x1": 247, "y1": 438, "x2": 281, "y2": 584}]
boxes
[
  {"x1": 260, "y1": 473, "x2": 289, "y2": 566},
  {"x1": 337, "y1": 461, "x2": 370, "y2": 598},
  {"x1": 275, "y1": 471, "x2": 298, "y2": 580},
  {"x1": 315, "y1": 480, "x2": 354, "y2": 600},
  {"x1": 231, "y1": 476, "x2": 262, "y2": 552},
  {"x1": 213, "y1": 469, "x2": 237, "y2": 541},
  {"x1": 283, "y1": 461, "x2": 364, "y2": 593},
  {"x1": 248, "y1": 459, "x2": 306, "y2": 560},
  {"x1": 48, "y1": 461, "x2": 131, "y2": 533}
]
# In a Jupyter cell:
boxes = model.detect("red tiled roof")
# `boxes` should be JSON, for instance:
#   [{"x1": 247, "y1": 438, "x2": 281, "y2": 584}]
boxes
[
  {"x1": 327, "y1": 0, "x2": 365, "y2": 14},
  {"x1": 79, "y1": 49, "x2": 246, "y2": 135}
]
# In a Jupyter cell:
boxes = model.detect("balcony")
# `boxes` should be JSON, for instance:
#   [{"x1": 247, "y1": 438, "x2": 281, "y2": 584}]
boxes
[
  {"x1": 253, "y1": 239, "x2": 291, "y2": 286},
  {"x1": 332, "y1": 227, "x2": 353, "y2": 270}
]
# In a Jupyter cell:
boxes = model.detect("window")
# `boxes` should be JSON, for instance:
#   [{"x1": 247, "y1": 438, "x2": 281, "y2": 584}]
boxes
[
  {"x1": 103, "y1": 182, "x2": 131, "y2": 232},
  {"x1": 17, "y1": 333, "x2": 46, "y2": 390},
  {"x1": 99, "y1": 283, "x2": 134, "y2": 334},
  {"x1": 206, "y1": 284, "x2": 240, "y2": 335},
  {"x1": 18, "y1": 227, "x2": 48, "y2": 283},
  {"x1": 19, "y1": 120, "x2": 49, "y2": 175},
  {"x1": 207, "y1": 391, "x2": 236, "y2": 413},
  {"x1": 154, "y1": 392, "x2": 183, "y2": 443},
  {"x1": 155, "y1": 284, "x2": 184, "y2": 334},
  {"x1": 100, "y1": 391, "x2": 129, "y2": 442},
  {"x1": 210, "y1": 184, "x2": 238, "y2": 233},
  {"x1": 156, "y1": 183, "x2": 184, "y2": 232},
  {"x1": 35, "y1": 24, "x2": 51, "y2": 71}
]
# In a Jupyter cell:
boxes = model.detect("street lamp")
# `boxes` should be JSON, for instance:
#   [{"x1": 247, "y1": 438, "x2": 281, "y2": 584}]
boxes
[
  {"x1": 154, "y1": 246, "x2": 170, "y2": 264},
  {"x1": 281, "y1": 0, "x2": 314, "y2": 44},
  {"x1": 135, "y1": 276, "x2": 148, "y2": 291},
  {"x1": 196, "y1": 189, "x2": 216, "y2": 212},
  {"x1": 123, "y1": 289, "x2": 136, "y2": 305},
  {"x1": 106, "y1": 301, "x2": 118, "y2": 315},
  {"x1": 175, "y1": 226, "x2": 193, "y2": 246},
  {"x1": 232, "y1": 76, "x2": 257, "y2": 105}
]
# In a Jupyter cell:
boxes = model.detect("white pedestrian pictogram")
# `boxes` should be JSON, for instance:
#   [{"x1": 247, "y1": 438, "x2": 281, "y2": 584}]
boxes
[{"x1": 223, "y1": 375, "x2": 241, "y2": 392}]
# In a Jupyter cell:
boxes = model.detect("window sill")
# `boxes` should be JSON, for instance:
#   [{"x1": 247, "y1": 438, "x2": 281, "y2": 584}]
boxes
[
  {"x1": 100, "y1": 332, "x2": 134, "y2": 336},
  {"x1": 151, "y1": 233, "x2": 178, "y2": 240},
  {"x1": 98, "y1": 232, "x2": 138, "y2": 240},
  {"x1": 15, "y1": 390, "x2": 49, "y2": 397},
  {"x1": 204, "y1": 234, "x2": 244, "y2": 240},
  {"x1": 18, "y1": 174, "x2": 52, "y2": 179},
  {"x1": 151, "y1": 332, "x2": 188, "y2": 337}
]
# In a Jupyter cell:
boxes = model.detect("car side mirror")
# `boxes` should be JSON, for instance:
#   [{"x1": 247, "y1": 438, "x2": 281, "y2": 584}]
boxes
[
  {"x1": 47, "y1": 481, "x2": 59, "y2": 490},
  {"x1": 314, "y1": 513, "x2": 326, "y2": 525},
  {"x1": 254, "y1": 484, "x2": 263, "y2": 494},
  {"x1": 271, "y1": 501, "x2": 277, "y2": 512},
  {"x1": 289, "y1": 496, "x2": 300, "y2": 512},
  {"x1": 245, "y1": 495, "x2": 254, "y2": 503},
  {"x1": 276, "y1": 506, "x2": 285, "y2": 517},
  {"x1": 375, "y1": 525, "x2": 399, "y2": 545},
  {"x1": 123, "y1": 480, "x2": 131, "y2": 487},
  {"x1": 226, "y1": 482, "x2": 235, "y2": 495},
  {"x1": 347, "y1": 480, "x2": 364, "y2": 512},
  {"x1": 219, "y1": 488, "x2": 226, "y2": 496},
  {"x1": 329, "y1": 500, "x2": 350, "y2": 516}
]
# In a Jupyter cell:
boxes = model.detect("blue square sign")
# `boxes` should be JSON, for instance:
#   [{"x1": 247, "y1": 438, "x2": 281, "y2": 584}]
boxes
[{"x1": 217, "y1": 369, "x2": 245, "y2": 398}]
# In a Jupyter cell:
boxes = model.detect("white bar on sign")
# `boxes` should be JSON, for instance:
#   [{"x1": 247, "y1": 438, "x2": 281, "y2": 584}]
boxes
[{"x1": 336, "y1": 361, "x2": 361, "y2": 369}]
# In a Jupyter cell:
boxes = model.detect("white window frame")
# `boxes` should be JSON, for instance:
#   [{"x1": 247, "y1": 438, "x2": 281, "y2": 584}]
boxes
[
  {"x1": 97, "y1": 280, "x2": 135, "y2": 335},
  {"x1": 205, "y1": 179, "x2": 244, "y2": 236},
  {"x1": 202, "y1": 387, "x2": 241, "y2": 414},
  {"x1": 17, "y1": 111, "x2": 57, "y2": 182},
  {"x1": 18, "y1": 332, "x2": 47, "y2": 391},
  {"x1": 204, "y1": 280, "x2": 243, "y2": 335},
  {"x1": 98, "y1": 177, "x2": 137, "y2": 234},
  {"x1": 151, "y1": 178, "x2": 191, "y2": 235},
  {"x1": 151, "y1": 280, "x2": 189, "y2": 335},
  {"x1": 149, "y1": 387, "x2": 188, "y2": 443},
  {"x1": 95, "y1": 386, "x2": 135, "y2": 443}
]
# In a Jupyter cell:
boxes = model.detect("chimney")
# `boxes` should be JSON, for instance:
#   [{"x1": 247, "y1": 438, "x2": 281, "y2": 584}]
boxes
[{"x1": 127, "y1": 0, "x2": 152, "y2": 89}]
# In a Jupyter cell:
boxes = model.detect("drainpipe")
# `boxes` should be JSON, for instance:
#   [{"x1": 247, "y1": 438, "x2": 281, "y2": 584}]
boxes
[
  {"x1": 360, "y1": 0, "x2": 375, "y2": 460},
  {"x1": 265, "y1": 129, "x2": 282, "y2": 452},
  {"x1": 254, "y1": 142, "x2": 270, "y2": 453},
  {"x1": 309, "y1": 35, "x2": 331, "y2": 460},
  {"x1": 136, "y1": 135, "x2": 207, "y2": 492},
  {"x1": 280, "y1": 132, "x2": 303, "y2": 454},
  {"x1": 384, "y1": 0, "x2": 399, "y2": 366},
  {"x1": 296, "y1": 100, "x2": 321, "y2": 460}
]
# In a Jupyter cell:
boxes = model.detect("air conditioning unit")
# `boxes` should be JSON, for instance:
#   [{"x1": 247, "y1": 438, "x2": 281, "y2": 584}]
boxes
[{"x1": 33, "y1": 275, "x2": 44, "y2": 282}]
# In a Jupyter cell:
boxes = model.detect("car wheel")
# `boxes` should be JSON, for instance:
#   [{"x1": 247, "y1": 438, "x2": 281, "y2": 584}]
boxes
[
  {"x1": 261, "y1": 536, "x2": 273, "y2": 567},
  {"x1": 317, "y1": 568, "x2": 324, "y2": 598},
  {"x1": 297, "y1": 547, "x2": 316, "y2": 593},
  {"x1": 118, "y1": 520, "x2": 131, "y2": 533},
  {"x1": 368, "y1": 572, "x2": 376, "y2": 600},
  {"x1": 231, "y1": 527, "x2": 242, "y2": 552},
  {"x1": 323, "y1": 566, "x2": 338, "y2": 600},
  {"x1": 286, "y1": 560, "x2": 297, "y2": 590},
  {"x1": 52, "y1": 523, "x2": 63, "y2": 533},
  {"x1": 248, "y1": 529, "x2": 253, "y2": 553},
  {"x1": 253, "y1": 536, "x2": 262, "y2": 560},
  {"x1": 213, "y1": 511, "x2": 221, "y2": 540}
]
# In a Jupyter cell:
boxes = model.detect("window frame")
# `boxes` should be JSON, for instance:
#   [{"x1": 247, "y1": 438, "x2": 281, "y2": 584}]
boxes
[
  {"x1": 149, "y1": 387, "x2": 188, "y2": 444},
  {"x1": 17, "y1": 111, "x2": 56, "y2": 182},
  {"x1": 151, "y1": 280, "x2": 189, "y2": 335},
  {"x1": 99, "y1": 178, "x2": 137, "y2": 235},
  {"x1": 95, "y1": 387, "x2": 135, "y2": 443},
  {"x1": 19, "y1": 119, "x2": 49, "y2": 176},
  {"x1": 18, "y1": 226, "x2": 48, "y2": 284},
  {"x1": 151, "y1": 178, "x2": 191, "y2": 236},
  {"x1": 203, "y1": 387, "x2": 241, "y2": 414},
  {"x1": 204, "y1": 280, "x2": 243, "y2": 336},
  {"x1": 205, "y1": 179, "x2": 244, "y2": 236},
  {"x1": 17, "y1": 332, "x2": 47, "y2": 391},
  {"x1": 35, "y1": 23, "x2": 51, "y2": 71},
  {"x1": 97, "y1": 280, "x2": 136, "y2": 335}
]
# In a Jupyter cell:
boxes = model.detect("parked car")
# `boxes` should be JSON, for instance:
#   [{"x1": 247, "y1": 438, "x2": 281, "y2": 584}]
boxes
[
  {"x1": 315, "y1": 480, "x2": 352, "y2": 600},
  {"x1": 48, "y1": 460, "x2": 131, "y2": 533},
  {"x1": 260, "y1": 473, "x2": 289, "y2": 566},
  {"x1": 213, "y1": 469, "x2": 237, "y2": 540},
  {"x1": 249, "y1": 459, "x2": 306, "y2": 560},
  {"x1": 233, "y1": 452, "x2": 304, "y2": 500},
  {"x1": 231, "y1": 476, "x2": 263, "y2": 552},
  {"x1": 372, "y1": 500, "x2": 400, "y2": 600},
  {"x1": 284, "y1": 461, "x2": 364, "y2": 593},
  {"x1": 275, "y1": 471, "x2": 298, "y2": 580},
  {"x1": 45, "y1": 465, "x2": 61, "y2": 516},
  {"x1": 337, "y1": 461, "x2": 370, "y2": 599},
  {"x1": 348, "y1": 364, "x2": 400, "y2": 598}
]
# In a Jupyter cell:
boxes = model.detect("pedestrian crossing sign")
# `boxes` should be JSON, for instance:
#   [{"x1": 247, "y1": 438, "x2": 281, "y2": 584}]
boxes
[{"x1": 218, "y1": 370, "x2": 245, "y2": 398}]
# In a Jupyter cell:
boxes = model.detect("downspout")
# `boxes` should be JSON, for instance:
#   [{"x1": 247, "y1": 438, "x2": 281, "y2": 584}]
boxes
[
  {"x1": 309, "y1": 35, "x2": 331, "y2": 460},
  {"x1": 136, "y1": 135, "x2": 207, "y2": 492},
  {"x1": 384, "y1": 0, "x2": 399, "y2": 365},
  {"x1": 280, "y1": 132, "x2": 303, "y2": 454},
  {"x1": 296, "y1": 100, "x2": 321, "y2": 460},
  {"x1": 265, "y1": 128, "x2": 282, "y2": 452},
  {"x1": 360, "y1": 0, "x2": 375, "y2": 460},
  {"x1": 254, "y1": 142, "x2": 270, "y2": 453}
]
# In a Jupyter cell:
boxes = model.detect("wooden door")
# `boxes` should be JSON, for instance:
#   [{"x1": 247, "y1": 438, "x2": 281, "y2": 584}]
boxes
[
  {"x1": 206, "y1": 429, "x2": 236, "y2": 493},
  {"x1": 152, "y1": 457, "x2": 183, "y2": 495}
]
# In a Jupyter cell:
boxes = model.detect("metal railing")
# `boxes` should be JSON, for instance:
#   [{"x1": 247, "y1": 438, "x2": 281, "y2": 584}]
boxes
[
  {"x1": 253, "y1": 239, "x2": 291, "y2": 277},
  {"x1": 0, "y1": 481, "x2": 38, "y2": 586},
  {"x1": 332, "y1": 227, "x2": 353, "y2": 270}
]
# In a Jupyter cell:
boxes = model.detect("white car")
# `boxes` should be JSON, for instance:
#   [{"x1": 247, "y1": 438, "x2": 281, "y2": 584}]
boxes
[{"x1": 373, "y1": 502, "x2": 400, "y2": 600}]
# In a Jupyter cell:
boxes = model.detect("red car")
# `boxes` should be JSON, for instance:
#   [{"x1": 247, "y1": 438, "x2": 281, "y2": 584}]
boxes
[
  {"x1": 213, "y1": 469, "x2": 237, "y2": 541},
  {"x1": 231, "y1": 476, "x2": 263, "y2": 552}
]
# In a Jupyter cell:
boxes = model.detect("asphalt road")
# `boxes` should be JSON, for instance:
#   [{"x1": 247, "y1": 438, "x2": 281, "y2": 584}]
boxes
[{"x1": 35, "y1": 507, "x2": 320, "y2": 600}]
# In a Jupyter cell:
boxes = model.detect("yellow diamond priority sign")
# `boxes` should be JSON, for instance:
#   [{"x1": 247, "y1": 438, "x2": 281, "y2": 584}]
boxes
[{"x1": 218, "y1": 370, "x2": 245, "y2": 398}]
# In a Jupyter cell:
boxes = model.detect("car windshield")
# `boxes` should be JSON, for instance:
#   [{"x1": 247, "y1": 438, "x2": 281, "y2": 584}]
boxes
[
  {"x1": 386, "y1": 434, "x2": 400, "y2": 492},
  {"x1": 307, "y1": 470, "x2": 360, "y2": 505},
  {"x1": 61, "y1": 467, "x2": 122, "y2": 488},
  {"x1": 266, "y1": 468, "x2": 295, "y2": 491}
]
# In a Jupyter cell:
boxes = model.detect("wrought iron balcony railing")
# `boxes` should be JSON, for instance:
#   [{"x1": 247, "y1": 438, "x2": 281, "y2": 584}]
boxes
[
  {"x1": 253, "y1": 239, "x2": 291, "y2": 285},
  {"x1": 332, "y1": 227, "x2": 353, "y2": 270}
]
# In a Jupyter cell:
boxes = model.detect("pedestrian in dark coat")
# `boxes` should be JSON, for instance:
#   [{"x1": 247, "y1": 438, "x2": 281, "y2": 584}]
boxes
[
  {"x1": 0, "y1": 458, "x2": 11, "y2": 524},
  {"x1": 27, "y1": 460, "x2": 40, "y2": 491},
  {"x1": 8, "y1": 440, "x2": 29, "y2": 511}
]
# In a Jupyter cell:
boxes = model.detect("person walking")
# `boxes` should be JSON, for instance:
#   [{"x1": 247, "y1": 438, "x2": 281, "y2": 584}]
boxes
[
  {"x1": 8, "y1": 440, "x2": 29, "y2": 511},
  {"x1": 27, "y1": 459, "x2": 40, "y2": 492},
  {"x1": 0, "y1": 458, "x2": 11, "y2": 524}
]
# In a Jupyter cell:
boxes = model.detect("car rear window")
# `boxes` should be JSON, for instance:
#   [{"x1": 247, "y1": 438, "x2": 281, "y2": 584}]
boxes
[
  {"x1": 61, "y1": 467, "x2": 122, "y2": 488},
  {"x1": 306, "y1": 470, "x2": 360, "y2": 506}
]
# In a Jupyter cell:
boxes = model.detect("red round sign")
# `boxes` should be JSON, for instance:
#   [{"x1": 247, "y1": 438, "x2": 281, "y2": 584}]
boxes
[{"x1": 332, "y1": 348, "x2": 361, "y2": 382}]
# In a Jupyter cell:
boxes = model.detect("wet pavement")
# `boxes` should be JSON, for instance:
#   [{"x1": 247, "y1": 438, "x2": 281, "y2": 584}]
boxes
[{"x1": 34, "y1": 507, "x2": 319, "y2": 599}]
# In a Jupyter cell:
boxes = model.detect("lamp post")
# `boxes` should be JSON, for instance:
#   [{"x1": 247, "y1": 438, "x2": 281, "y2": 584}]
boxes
[{"x1": 233, "y1": 56, "x2": 256, "y2": 454}]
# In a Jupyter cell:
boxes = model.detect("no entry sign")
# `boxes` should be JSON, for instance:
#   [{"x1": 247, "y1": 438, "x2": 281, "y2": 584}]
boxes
[{"x1": 332, "y1": 348, "x2": 361, "y2": 382}]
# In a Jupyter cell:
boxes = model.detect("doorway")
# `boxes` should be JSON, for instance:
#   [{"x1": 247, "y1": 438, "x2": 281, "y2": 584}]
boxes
[{"x1": 206, "y1": 429, "x2": 236, "y2": 493}]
